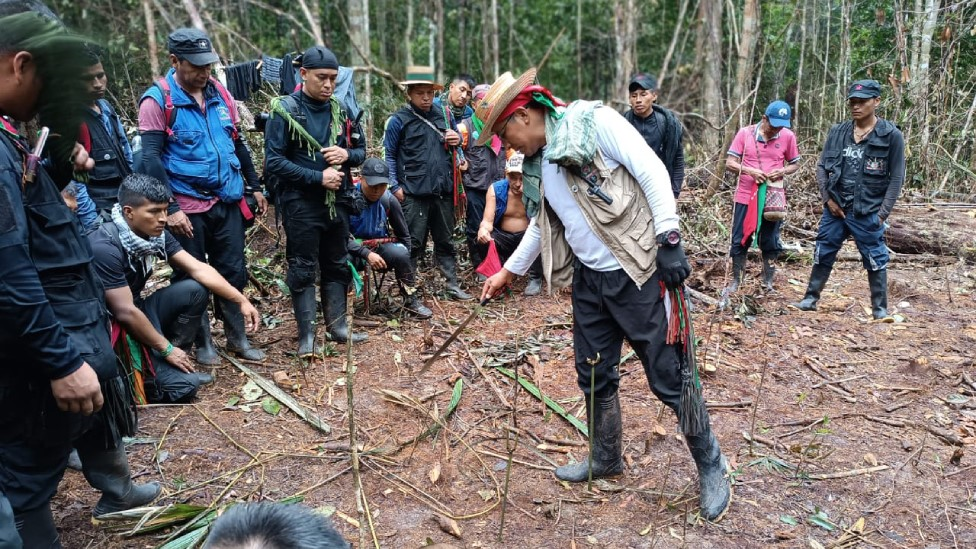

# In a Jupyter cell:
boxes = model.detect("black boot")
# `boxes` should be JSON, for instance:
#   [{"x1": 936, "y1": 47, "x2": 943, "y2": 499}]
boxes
[
  {"x1": 761, "y1": 254, "x2": 776, "y2": 292},
  {"x1": 793, "y1": 264, "x2": 833, "y2": 311},
  {"x1": 524, "y1": 273, "x2": 543, "y2": 296},
  {"x1": 194, "y1": 313, "x2": 220, "y2": 365},
  {"x1": 401, "y1": 287, "x2": 432, "y2": 319},
  {"x1": 15, "y1": 504, "x2": 59, "y2": 548},
  {"x1": 728, "y1": 254, "x2": 746, "y2": 293},
  {"x1": 868, "y1": 269, "x2": 889, "y2": 319},
  {"x1": 324, "y1": 283, "x2": 368, "y2": 343},
  {"x1": 292, "y1": 287, "x2": 320, "y2": 355},
  {"x1": 436, "y1": 256, "x2": 473, "y2": 301},
  {"x1": 77, "y1": 445, "x2": 161, "y2": 517},
  {"x1": 686, "y1": 426, "x2": 732, "y2": 522},
  {"x1": 554, "y1": 392, "x2": 624, "y2": 482},
  {"x1": 217, "y1": 298, "x2": 265, "y2": 361}
]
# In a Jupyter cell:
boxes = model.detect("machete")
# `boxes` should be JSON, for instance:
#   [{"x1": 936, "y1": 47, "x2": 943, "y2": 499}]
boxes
[{"x1": 418, "y1": 298, "x2": 489, "y2": 374}]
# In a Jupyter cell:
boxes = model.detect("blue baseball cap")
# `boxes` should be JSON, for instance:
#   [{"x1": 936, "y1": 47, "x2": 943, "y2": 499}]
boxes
[{"x1": 764, "y1": 100, "x2": 792, "y2": 128}]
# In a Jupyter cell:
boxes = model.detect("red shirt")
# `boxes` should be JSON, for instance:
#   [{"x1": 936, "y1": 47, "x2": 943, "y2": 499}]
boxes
[{"x1": 728, "y1": 124, "x2": 801, "y2": 205}]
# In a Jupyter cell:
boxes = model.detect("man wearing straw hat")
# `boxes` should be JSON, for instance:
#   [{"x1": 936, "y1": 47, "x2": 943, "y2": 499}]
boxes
[
  {"x1": 384, "y1": 66, "x2": 472, "y2": 301},
  {"x1": 478, "y1": 68, "x2": 731, "y2": 521}
]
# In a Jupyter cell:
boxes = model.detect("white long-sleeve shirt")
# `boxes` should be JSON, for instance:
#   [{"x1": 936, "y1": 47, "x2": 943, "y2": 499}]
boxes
[{"x1": 505, "y1": 106, "x2": 680, "y2": 276}]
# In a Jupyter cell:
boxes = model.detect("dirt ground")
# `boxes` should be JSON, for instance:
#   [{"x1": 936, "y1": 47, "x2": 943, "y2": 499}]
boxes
[{"x1": 54, "y1": 203, "x2": 976, "y2": 549}]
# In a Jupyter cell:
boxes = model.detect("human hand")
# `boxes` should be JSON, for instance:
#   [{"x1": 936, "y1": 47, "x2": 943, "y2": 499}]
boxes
[
  {"x1": 393, "y1": 188, "x2": 405, "y2": 202},
  {"x1": 481, "y1": 269, "x2": 514, "y2": 301},
  {"x1": 321, "y1": 168, "x2": 343, "y2": 190},
  {"x1": 459, "y1": 160, "x2": 469, "y2": 171},
  {"x1": 476, "y1": 227, "x2": 492, "y2": 244},
  {"x1": 444, "y1": 130, "x2": 461, "y2": 146},
  {"x1": 367, "y1": 252, "x2": 387, "y2": 270},
  {"x1": 321, "y1": 146, "x2": 349, "y2": 165},
  {"x1": 240, "y1": 299, "x2": 261, "y2": 333},
  {"x1": 252, "y1": 192, "x2": 268, "y2": 216},
  {"x1": 50, "y1": 362, "x2": 103, "y2": 416},
  {"x1": 165, "y1": 346, "x2": 196, "y2": 374},
  {"x1": 71, "y1": 142, "x2": 94, "y2": 172},
  {"x1": 167, "y1": 211, "x2": 194, "y2": 238},
  {"x1": 826, "y1": 198, "x2": 846, "y2": 219},
  {"x1": 767, "y1": 168, "x2": 786, "y2": 181}
]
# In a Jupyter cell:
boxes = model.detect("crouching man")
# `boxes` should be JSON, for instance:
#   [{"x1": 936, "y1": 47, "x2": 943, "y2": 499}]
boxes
[
  {"x1": 348, "y1": 158, "x2": 433, "y2": 320},
  {"x1": 89, "y1": 174, "x2": 260, "y2": 403}
]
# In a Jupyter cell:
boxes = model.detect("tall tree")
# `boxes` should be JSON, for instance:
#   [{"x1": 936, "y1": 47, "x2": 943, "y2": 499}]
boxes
[
  {"x1": 699, "y1": 0, "x2": 724, "y2": 157},
  {"x1": 613, "y1": 0, "x2": 638, "y2": 105}
]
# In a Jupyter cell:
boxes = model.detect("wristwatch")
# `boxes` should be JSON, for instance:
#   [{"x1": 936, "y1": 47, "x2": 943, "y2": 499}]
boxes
[{"x1": 656, "y1": 230, "x2": 681, "y2": 248}]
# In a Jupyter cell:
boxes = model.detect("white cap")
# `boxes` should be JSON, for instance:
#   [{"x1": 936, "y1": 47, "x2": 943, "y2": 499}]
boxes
[{"x1": 505, "y1": 151, "x2": 524, "y2": 174}]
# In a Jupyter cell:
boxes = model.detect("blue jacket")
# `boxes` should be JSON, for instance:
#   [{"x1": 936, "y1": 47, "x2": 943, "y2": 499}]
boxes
[
  {"x1": 491, "y1": 178, "x2": 509, "y2": 226},
  {"x1": 140, "y1": 69, "x2": 244, "y2": 202}
]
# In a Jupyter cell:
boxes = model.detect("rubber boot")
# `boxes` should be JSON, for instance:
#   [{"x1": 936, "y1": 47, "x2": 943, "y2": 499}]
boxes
[
  {"x1": 436, "y1": 256, "x2": 473, "y2": 301},
  {"x1": 78, "y1": 445, "x2": 161, "y2": 517},
  {"x1": 793, "y1": 264, "x2": 833, "y2": 311},
  {"x1": 686, "y1": 425, "x2": 732, "y2": 522},
  {"x1": 15, "y1": 505, "x2": 59, "y2": 548},
  {"x1": 524, "y1": 273, "x2": 543, "y2": 296},
  {"x1": 761, "y1": 254, "x2": 776, "y2": 292},
  {"x1": 292, "y1": 287, "x2": 320, "y2": 355},
  {"x1": 217, "y1": 298, "x2": 265, "y2": 361},
  {"x1": 194, "y1": 313, "x2": 220, "y2": 365},
  {"x1": 324, "y1": 283, "x2": 368, "y2": 344},
  {"x1": 868, "y1": 269, "x2": 889, "y2": 319},
  {"x1": 402, "y1": 288, "x2": 432, "y2": 319},
  {"x1": 66, "y1": 449, "x2": 82, "y2": 471},
  {"x1": 554, "y1": 392, "x2": 624, "y2": 482},
  {"x1": 728, "y1": 254, "x2": 746, "y2": 293}
]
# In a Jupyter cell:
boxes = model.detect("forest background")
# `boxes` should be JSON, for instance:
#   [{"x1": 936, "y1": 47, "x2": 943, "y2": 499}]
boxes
[{"x1": 55, "y1": 0, "x2": 976, "y2": 199}]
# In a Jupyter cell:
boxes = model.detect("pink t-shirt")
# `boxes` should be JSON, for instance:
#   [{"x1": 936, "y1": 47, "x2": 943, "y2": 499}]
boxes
[
  {"x1": 138, "y1": 84, "x2": 242, "y2": 213},
  {"x1": 728, "y1": 125, "x2": 801, "y2": 205}
]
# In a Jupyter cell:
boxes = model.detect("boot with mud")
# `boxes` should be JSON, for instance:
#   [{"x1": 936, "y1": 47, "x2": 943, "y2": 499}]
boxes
[
  {"x1": 77, "y1": 444, "x2": 162, "y2": 517},
  {"x1": 194, "y1": 313, "x2": 220, "y2": 365},
  {"x1": 868, "y1": 269, "x2": 890, "y2": 319},
  {"x1": 554, "y1": 391, "x2": 624, "y2": 482},
  {"x1": 761, "y1": 253, "x2": 776, "y2": 292},
  {"x1": 323, "y1": 282, "x2": 368, "y2": 343},
  {"x1": 401, "y1": 287, "x2": 432, "y2": 319},
  {"x1": 685, "y1": 425, "x2": 732, "y2": 522},
  {"x1": 793, "y1": 264, "x2": 833, "y2": 311}
]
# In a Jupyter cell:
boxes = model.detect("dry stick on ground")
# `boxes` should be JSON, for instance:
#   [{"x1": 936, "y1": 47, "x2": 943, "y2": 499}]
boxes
[
  {"x1": 345, "y1": 303, "x2": 379, "y2": 549},
  {"x1": 747, "y1": 328, "x2": 771, "y2": 456},
  {"x1": 153, "y1": 406, "x2": 187, "y2": 482},
  {"x1": 498, "y1": 334, "x2": 521, "y2": 542}
]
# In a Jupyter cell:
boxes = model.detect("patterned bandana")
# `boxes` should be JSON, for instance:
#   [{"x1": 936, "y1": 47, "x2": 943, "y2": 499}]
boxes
[{"x1": 111, "y1": 203, "x2": 167, "y2": 273}]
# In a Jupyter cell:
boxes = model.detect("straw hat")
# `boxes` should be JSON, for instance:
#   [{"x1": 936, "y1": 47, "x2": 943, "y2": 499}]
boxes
[
  {"x1": 400, "y1": 65, "x2": 443, "y2": 90},
  {"x1": 474, "y1": 68, "x2": 537, "y2": 146}
]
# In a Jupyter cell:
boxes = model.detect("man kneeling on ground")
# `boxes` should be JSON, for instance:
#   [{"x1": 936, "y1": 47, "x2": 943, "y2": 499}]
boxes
[
  {"x1": 348, "y1": 158, "x2": 433, "y2": 320},
  {"x1": 89, "y1": 174, "x2": 261, "y2": 403},
  {"x1": 477, "y1": 152, "x2": 543, "y2": 295}
]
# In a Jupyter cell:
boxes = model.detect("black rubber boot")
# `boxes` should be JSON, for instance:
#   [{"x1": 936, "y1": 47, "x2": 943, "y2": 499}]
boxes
[
  {"x1": 292, "y1": 287, "x2": 320, "y2": 355},
  {"x1": 324, "y1": 283, "x2": 368, "y2": 344},
  {"x1": 194, "y1": 313, "x2": 220, "y2": 365},
  {"x1": 793, "y1": 264, "x2": 833, "y2": 311},
  {"x1": 217, "y1": 298, "x2": 265, "y2": 361},
  {"x1": 77, "y1": 445, "x2": 161, "y2": 517},
  {"x1": 15, "y1": 504, "x2": 59, "y2": 548},
  {"x1": 436, "y1": 256, "x2": 473, "y2": 301},
  {"x1": 868, "y1": 269, "x2": 889, "y2": 319},
  {"x1": 554, "y1": 392, "x2": 624, "y2": 482},
  {"x1": 728, "y1": 254, "x2": 746, "y2": 293},
  {"x1": 402, "y1": 287, "x2": 432, "y2": 319},
  {"x1": 686, "y1": 426, "x2": 732, "y2": 522},
  {"x1": 761, "y1": 254, "x2": 776, "y2": 292}
]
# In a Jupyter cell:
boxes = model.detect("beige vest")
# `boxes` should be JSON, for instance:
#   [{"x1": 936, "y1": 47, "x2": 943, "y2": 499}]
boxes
[{"x1": 538, "y1": 151, "x2": 659, "y2": 291}]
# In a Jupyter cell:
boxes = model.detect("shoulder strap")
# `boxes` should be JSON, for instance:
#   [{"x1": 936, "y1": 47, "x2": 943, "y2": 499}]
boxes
[{"x1": 154, "y1": 78, "x2": 175, "y2": 137}]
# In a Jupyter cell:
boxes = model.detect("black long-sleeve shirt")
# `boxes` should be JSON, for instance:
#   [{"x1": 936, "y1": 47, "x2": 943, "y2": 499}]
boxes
[{"x1": 264, "y1": 90, "x2": 365, "y2": 196}]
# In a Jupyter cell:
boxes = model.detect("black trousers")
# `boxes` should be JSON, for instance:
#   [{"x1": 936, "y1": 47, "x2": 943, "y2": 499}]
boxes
[
  {"x1": 464, "y1": 188, "x2": 487, "y2": 265},
  {"x1": 374, "y1": 242, "x2": 415, "y2": 288},
  {"x1": 280, "y1": 194, "x2": 351, "y2": 291},
  {"x1": 401, "y1": 195, "x2": 455, "y2": 263},
  {"x1": 571, "y1": 264, "x2": 682, "y2": 412},
  {"x1": 140, "y1": 280, "x2": 210, "y2": 403},
  {"x1": 729, "y1": 202, "x2": 782, "y2": 259},
  {"x1": 480, "y1": 227, "x2": 542, "y2": 278},
  {"x1": 173, "y1": 201, "x2": 247, "y2": 290}
]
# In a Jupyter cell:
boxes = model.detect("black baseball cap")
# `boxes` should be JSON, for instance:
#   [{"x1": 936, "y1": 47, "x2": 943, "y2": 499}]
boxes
[
  {"x1": 360, "y1": 158, "x2": 389, "y2": 186},
  {"x1": 629, "y1": 73, "x2": 658, "y2": 93},
  {"x1": 168, "y1": 28, "x2": 219, "y2": 66},
  {"x1": 848, "y1": 79, "x2": 881, "y2": 99}
]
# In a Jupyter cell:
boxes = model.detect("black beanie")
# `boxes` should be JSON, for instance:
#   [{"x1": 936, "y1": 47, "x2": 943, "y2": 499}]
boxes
[{"x1": 301, "y1": 45, "x2": 339, "y2": 70}]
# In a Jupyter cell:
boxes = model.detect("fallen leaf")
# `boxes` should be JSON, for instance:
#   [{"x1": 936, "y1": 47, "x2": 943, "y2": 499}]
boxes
[
  {"x1": 863, "y1": 453, "x2": 878, "y2": 467},
  {"x1": 651, "y1": 424, "x2": 668, "y2": 436},
  {"x1": 241, "y1": 380, "x2": 263, "y2": 401},
  {"x1": 225, "y1": 395, "x2": 240, "y2": 408},
  {"x1": 261, "y1": 397, "x2": 281, "y2": 416},
  {"x1": 950, "y1": 448, "x2": 964, "y2": 466},
  {"x1": 780, "y1": 514, "x2": 798, "y2": 525},
  {"x1": 391, "y1": 334, "x2": 403, "y2": 342},
  {"x1": 435, "y1": 514, "x2": 462, "y2": 538},
  {"x1": 477, "y1": 489, "x2": 494, "y2": 502},
  {"x1": 272, "y1": 371, "x2": 291, "y2": 385},
  {"x1": 428, "y1": 461, "x2": 441, "y2": 484}
]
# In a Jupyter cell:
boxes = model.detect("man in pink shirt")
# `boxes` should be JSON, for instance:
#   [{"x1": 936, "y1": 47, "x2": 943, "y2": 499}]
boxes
[{"x1": 724, "y1": 100, "x2": 801, "y2": 294}]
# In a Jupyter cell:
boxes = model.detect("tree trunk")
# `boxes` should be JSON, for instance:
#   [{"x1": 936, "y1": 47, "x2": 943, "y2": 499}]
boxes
[
  {"x1": 913, "y1": 0, "x2": 941, "y2": 155},
  {"x1": 434, "y1": 0, "x2": 444, "y2": 82},
  {"x1": 296, "y1": 0, "x2": 324, "y2": 45},
  {"x1": 489, "y1": 0, "x2": 500, "y2": 79},
  {"x1": 458, "y1": 0, "x2": 467, "y2": 73},
  {"x1": 701, "y1": 0, "x2": 725, "y2": 196},
  {"x1": 181, "y1": 0, "x2": 206, "y2": 31},
  {"x1": 142, "y1": 0, "x2": 160, "y2": 78},
  {"x1": 796, "y1": 1, "x2": 806, "y2": 128},
  {"x1": 404, "y1": 0, "x2": 414, "y2": 68},
  {"x1": 613, "y1": 0, "x2": 637, "y2": 106},
  {"x1": 658, "y1": 0, "x2": 690, "y2": 88},
  {"x1": 347, "y1": 0, "x2": 369, "y2": 67},
  {"x1": 733, "y1": 0, "x2": 759, "y2": 128}
]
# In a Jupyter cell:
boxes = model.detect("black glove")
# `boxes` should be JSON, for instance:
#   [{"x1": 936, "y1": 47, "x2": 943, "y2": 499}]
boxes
[{"x1": 656, "y1": 243, "x2": 691, "y2": 289}]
